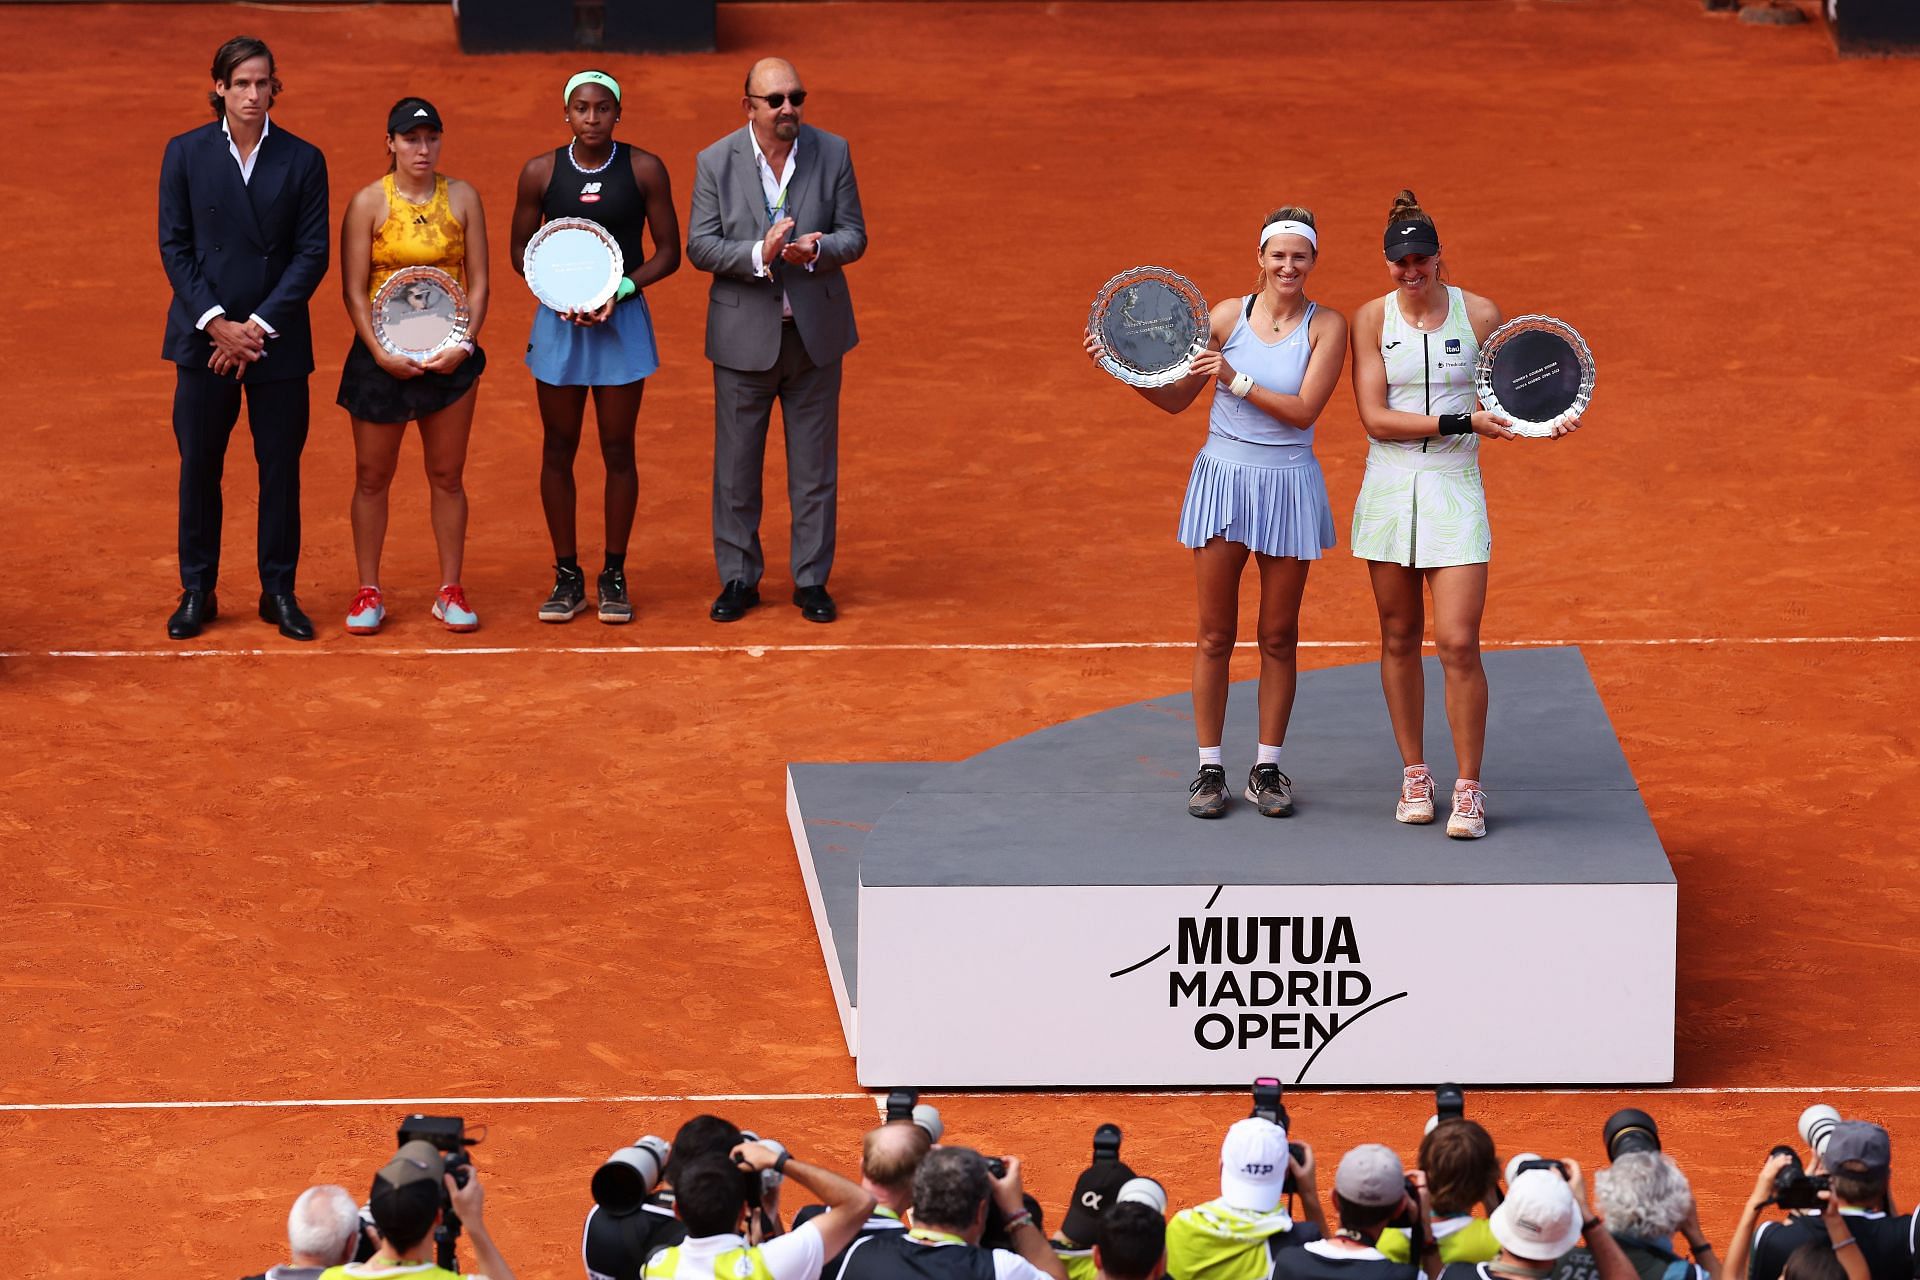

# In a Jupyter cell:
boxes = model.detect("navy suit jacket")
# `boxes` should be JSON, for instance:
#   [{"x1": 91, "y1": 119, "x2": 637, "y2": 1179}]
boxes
[{"x1": 158, "y1": 118, "x2": 330, "y2": 382}]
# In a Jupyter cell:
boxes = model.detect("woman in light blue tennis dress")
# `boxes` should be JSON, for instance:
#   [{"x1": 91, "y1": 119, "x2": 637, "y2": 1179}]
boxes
[
  {"x1": 1085, "y1": 206, "x2": 1348, "y2": 822},
  {"x1": 1348, "y1": 190, "x2": 1580, "y2": 841}
]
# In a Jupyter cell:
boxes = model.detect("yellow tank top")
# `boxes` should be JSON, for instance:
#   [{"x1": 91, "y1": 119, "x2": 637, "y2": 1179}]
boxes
[{"x1": 369, "y1": 173, "x2": 465, "y2": 298}]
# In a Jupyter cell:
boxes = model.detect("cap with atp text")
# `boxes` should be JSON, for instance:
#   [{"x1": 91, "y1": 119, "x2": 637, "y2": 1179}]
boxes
[{"x1": 1220, "y1": 1117, "x2": 1291, "y2": 1213}]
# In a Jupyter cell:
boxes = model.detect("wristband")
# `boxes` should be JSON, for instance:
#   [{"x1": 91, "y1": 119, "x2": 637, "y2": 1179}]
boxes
[
  {"x1": 1002, "y1": 1211, "x2": 1034, "y2": 1233},
  {"x1": 1833, "y1": 1238, "x2": 1858, "y2": 1253},
  {"x1": 771, "y1": 1149, "x2": 791, "y2": 1175},
  {"x1": 1581, "y1": 1217, "x2": 1604, "y2": 1236},
  {"x1": 616, "y1": 277, "x2": 637, "y2": 303},
  {"x1": 456, "y1": 339, "x2": 475, "y2": 355},
  {"x1": 1229, "y1": 371, "x2": 1255, "y2": 399},
  {"x1": 1439, "y1": 412, "x2": 1473, "y2": 436}
]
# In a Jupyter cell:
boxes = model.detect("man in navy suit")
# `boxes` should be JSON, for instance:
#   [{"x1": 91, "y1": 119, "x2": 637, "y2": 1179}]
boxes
[{"x1": 158, "y1": 36, "x2": 330, "y2": 640}]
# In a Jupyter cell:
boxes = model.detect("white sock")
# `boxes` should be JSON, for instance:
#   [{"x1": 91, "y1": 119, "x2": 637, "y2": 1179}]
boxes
[
  {"x1": 1404, "y1": 763, "x2": 1429, "y2": 778},
  {"x1": 1257, "y1": 743, "x2": 1284, "y2": 766},
  {"x1": 1454, "y1": 777, "x2": 1480, "y2": 792},
  {"x1": 1198, "y1": 745, "x2": 1223, "y2": 768}
]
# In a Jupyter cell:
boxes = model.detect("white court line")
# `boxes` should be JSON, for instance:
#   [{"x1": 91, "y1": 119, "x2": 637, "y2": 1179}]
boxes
[
  {"x1": 2, "y1": 636, "x2": 1916, "y2": 661},
  {"x1": 11, "y1": 1085, "x2": 1920, "y2": 1114}
]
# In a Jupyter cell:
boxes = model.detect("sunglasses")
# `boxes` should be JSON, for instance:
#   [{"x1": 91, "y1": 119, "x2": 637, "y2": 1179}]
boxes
[{"x1": 747, "y1": 91, "x2": 807, "y2": 109}]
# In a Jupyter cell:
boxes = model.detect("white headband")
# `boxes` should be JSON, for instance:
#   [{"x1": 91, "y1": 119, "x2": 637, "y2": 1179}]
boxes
[{"x1": 1259, "y1": 219, "x2": 1318, "y2": 250}]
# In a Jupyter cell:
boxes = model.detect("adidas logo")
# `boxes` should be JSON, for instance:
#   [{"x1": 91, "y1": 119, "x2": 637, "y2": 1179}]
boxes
[{"x1": 414, "y1": 107, "x2": 430, "y2": 118}]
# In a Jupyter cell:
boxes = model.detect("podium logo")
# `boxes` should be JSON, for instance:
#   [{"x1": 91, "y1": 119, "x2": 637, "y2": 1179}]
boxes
[{"x1": 1109, "y1": 892, "x2": 1408, "y2": 1081}]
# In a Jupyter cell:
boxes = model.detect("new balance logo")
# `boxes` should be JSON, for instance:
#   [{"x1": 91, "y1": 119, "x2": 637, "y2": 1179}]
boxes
[{"x1": 580, "y1": 180, "x2": 603, "y2": 204}]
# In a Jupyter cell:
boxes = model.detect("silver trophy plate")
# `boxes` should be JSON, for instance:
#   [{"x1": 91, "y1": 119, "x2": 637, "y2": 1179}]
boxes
[
  {"x1": 1474, "y1": 315, "x2": 1595, "y2": 437},
  {"x1": 1089, "y1": 266, "x2": 1210, "y2": 388},
  {"x1": 372, "y1": 266, "x2": 470, "y2": 361},
  {"x1": 524, "y1": 216, "x2": 625, "y2": 313}
]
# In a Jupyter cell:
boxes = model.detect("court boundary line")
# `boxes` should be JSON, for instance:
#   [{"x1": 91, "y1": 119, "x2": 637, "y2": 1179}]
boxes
[
  {"x1": 13, "y1": 1084, "x2": 1920, "y2": 1113},
  {"x1": 2, "y1": 636, "x2": 1915, "y2": 661}
]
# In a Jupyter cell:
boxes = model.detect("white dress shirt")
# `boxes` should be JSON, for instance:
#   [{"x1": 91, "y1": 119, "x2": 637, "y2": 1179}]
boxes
[
  {"x1": 196, "y1": 114, "x2": 279, "y2": 337},
  {"x1": 746, "y1": 126, "x2": 818, "y2": 319}
]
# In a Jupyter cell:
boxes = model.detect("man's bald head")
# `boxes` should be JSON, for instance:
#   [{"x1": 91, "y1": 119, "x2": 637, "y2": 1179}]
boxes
[
  {"x1": 863, "y1": 1121, "x2": 932, "y2": 1199},
  {"x1": 744, "y1": 58, "x2": 801, "y2": 97}
]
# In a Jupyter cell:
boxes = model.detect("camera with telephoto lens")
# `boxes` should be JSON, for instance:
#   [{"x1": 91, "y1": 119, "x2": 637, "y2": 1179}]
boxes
[
  {"x1": 884, "y1": 1088, "x2": 946, "y2": 1143},
  {"x1": 1094, "y1": 1124, "x2": 1123, "y2": 1164},
  {"x1": 397, "y1": 1115, "x2": 479, "y2": 1272},
  {"x1": 1436, "y1": 1084, "x2": 1465, "y2": 1125},
  {"x1": 1770, "y1": 1146, "x2": 1832, "y2": 1212},
  {"x1": 1514, "y1": 1157, "x2": 1570, "y2": 1179},
  {"x1": 1800, "y1": 1106, "x2": 1842, "y2": 1160},
  {"x1": 1251, "y1": 1078, "x2": 1307, "y2": 1194},
  {"x1": 1603, "y1": 1109, "x2": 1661, "y2": 1160},
  {"x1": 593, "y1": 1135, "x2": 672, "y2": 1215},
  {"x1": 734, "y1": 1131, "x2": 788, "y2": 1210}
]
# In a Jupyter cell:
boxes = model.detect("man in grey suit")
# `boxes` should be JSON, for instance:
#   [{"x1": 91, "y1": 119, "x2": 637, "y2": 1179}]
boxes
[{"x1": 688, "y1": 57, "x2": 867, "y2": 623}]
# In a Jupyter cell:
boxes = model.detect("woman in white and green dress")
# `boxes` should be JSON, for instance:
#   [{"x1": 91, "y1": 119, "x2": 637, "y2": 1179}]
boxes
[{"x1": 1348, "y1": 190, "x2": 1577, "y2": 840}]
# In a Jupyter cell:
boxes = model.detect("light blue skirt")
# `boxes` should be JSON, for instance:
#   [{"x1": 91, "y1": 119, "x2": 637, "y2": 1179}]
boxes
[
  {"x1": 524, "y1": 292, "x2": 660, "y2": 387},
  {"x1": 1177, "y1": 434, "x2": 1336, "y2": 559}
]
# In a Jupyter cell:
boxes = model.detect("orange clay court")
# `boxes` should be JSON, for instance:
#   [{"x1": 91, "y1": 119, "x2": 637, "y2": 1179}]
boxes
[{"x1": 1, "y1": 0, "x2": 1918, "y2": 1274}]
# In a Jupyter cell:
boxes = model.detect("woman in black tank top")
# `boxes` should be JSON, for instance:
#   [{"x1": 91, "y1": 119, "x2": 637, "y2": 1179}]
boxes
[{"x1": 509, "y1": 69, "x2": 681, "y2": 626}]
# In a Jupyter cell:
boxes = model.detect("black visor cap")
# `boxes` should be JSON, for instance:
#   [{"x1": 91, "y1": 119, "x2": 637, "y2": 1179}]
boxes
[
  {"x1": 1384, "y1": 219, "x2": 1440, "y2": 260},
  {"x1": 388, "y1": 99, "x2": 444, "y2": 134}
]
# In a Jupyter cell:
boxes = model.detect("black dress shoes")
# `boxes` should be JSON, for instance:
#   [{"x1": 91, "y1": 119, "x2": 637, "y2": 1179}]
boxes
[
  {"x1": 709, "y1": 580, "x2": 760, "y2": 623},
  {"x1": 259, "y1": 592, "x2": 316, "y2": 641},
  {"x1": 793, "y1": 584, "x2": 837, "y2": 624},
  {"x1": 166, "y1": 589, "x2": 218, "y2": 640}
]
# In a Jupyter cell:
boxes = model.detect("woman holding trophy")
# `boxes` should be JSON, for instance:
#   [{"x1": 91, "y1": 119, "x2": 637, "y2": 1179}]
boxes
[
  {"x1": 510, "y1": 69, "x2": 681, "y2": 626},
  {"x1": 1085, "y1": 207, "x2": 1348, "y2": 820},
  {"x1": 337, "y1": 97, "x2": 490, "y2": 635},
  {"x1": 1348, "y1": 190, "x2": 1579, "y2": 839}
]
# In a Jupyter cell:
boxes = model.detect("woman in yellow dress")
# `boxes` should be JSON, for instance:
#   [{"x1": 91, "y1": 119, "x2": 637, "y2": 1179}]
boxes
[{"x1": 337, "y1": 97, "x2": 490, "y2": 634}]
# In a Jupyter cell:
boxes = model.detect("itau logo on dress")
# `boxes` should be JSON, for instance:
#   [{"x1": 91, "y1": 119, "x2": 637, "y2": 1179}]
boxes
[{"x1": 580, "y1": 181, "x2": 603, "y2": 204}]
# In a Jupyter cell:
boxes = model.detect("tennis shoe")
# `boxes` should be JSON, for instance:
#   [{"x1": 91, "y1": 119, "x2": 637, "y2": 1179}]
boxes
[
  {"x1": 345, "y1": 586, "x2": 385, "y2": 636},
  {"x1": 539, "y1": 565, "x2": 588, "y2": 622},
  {"x1": 433, "y1": 583, "x2": 480, "y2": 632},
  {"x1": 1397, "y1": 766, "x2": 1436, "y2": 824},
  {"x1": 1245, "y1": 764, "x2": 1294, "y2": 817},
  {"x1": 597, "y1": 566, "x2": 633, "y2": 624},
  {"x1": 1188, "y1": 765, "x2": 1230, "y2": 819},
  {"x1": 1448, "y1": 781, "x2": 1488, "y2": 839}
]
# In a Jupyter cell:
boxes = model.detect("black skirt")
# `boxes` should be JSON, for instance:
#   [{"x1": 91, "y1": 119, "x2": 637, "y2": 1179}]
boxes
[{"x1": 336, "y1": 336, "x2": 486, "y2": 424}]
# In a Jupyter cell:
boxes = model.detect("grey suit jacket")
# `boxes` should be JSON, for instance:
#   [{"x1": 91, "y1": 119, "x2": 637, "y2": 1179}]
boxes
[{"x1": 687, "y1": 124, "x2": 867, "y2": 372}]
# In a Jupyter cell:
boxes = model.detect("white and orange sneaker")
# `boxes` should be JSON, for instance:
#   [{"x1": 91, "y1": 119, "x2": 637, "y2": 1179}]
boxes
[
  {"x1": 1396, "y1": 765, "x2": 1436, "y2": 824},
  {"x1": 1448, "y1": 781, "x2": 1488, "y2": 839}
]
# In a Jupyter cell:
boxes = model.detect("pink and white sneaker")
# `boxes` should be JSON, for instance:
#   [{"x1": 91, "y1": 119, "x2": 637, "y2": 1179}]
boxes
[
  {"x1": 1396, "y1": 766, "x2": 1436, "y2": 824},
  {"x1": 1448, "y1": 781, "x2": 1488, "y2": 839}
]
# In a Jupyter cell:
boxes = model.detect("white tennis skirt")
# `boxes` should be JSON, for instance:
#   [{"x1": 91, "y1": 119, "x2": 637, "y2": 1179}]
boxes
[{"x1": 1349, "y1": 441, "x2": 1491, "y2": 568}]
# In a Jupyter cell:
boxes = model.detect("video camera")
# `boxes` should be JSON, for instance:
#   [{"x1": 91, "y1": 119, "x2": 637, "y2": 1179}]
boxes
[{"x1": 397, "y1": 1115, "x2": 480, "y2": 1272}]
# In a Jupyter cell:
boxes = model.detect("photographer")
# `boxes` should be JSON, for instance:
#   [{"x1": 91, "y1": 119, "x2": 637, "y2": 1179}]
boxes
[
  {"x1": 245, "y1": 1185, "x2": 363, "y2": 1280},
  {"x1": 586, "y1": 1115, "x2": 754, "y2": 1280},
  {"x1": 835, "y1": 1146, "x2": 1069, "y2": 1280},
  {"x1": 319, "y1": 1141, "x2": 515, "y2": 1280},
  {"x1": 1273, "y1": 1145, "x2": 1425, "y2": 1280},
  {"x1": 1168, "y1": 1117, "x2": 1326, "y2": 1280},
  {"x1": 1052, "y1": 1144, "x2": 1145, "y2": 1280},
  {"x1": 1096, "y1": 1202, "x2": 1168, "y2": 1280},
  {"x1": 1724, "y1": 1137, "x2": 1892, "y2": 1280},
  {"x1": 1381, "y1": 1120, "x2": 1501, "y2": 1267},
  {"x1": 1441, "y1": 1162, "x2": 1634, "y2": 1280},
  {"x1": 644, "y1": 1141, "x2": 872, "y2": 1280},
  {"x1": 792, "y1": 1119, "x2": 931, "y2": 1272},
  {"x1": 1584, "y1": 1153, "x2": 1718, "y2": 1280}
]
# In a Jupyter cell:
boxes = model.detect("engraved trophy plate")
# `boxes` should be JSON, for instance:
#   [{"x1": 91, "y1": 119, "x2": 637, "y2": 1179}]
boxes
[
  {"x1": 1088, "y1": 266, "x2": 1210, "y2": 388},
  {"x1": 524, "y1": 216, "x2": 625, "y2": 313},
  {"x1": 1474, "y1": 315, "x2": 1596, "y2": 438},
  {"x1": 372, "y1": 266, "x2": 470, "y2": 361}
]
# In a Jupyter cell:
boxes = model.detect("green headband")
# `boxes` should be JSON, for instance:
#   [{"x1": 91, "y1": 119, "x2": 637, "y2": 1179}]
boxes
[{"x1": 564, "y1": 70, "x2": 621, "y2": 105}]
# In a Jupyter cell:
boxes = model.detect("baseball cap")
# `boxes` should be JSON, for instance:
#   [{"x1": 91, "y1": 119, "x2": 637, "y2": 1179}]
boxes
[
  {"x1": 1334, "y1": 1144, "x2": 1407, "y2": 1208},
  {"x1": 1384, "y1": 219, "x2": 1440, "y2": 260},
  {"x1": 1824, "y1": 1121, "x2": 1891, "y2": 1174},
  {"x1": 387, "y1": 98, "x2": 444, "y2": 134},
  {"x1": 369, "y1": 1140, "x2": 446, "y2": 1243},
  {"x1": 1061, "y1": 1157, "x2": 1139, "y2": 1244},
  {"x1": 1490, "y1": 1168, "x2": 1581, "y2": 1261},
  {"x1": 1220, "y1": 1117, "x2": 1290, "y2": 1213}
]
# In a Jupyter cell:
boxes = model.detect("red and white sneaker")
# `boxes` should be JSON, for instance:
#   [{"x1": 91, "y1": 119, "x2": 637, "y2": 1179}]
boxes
[
  {"x1": 1396, "y1": 766, "x2": 1436, "y2": 824},
  {"x1": 1448, "y1": 781, "x2": 1488, "y2": 839},
  {"x1": 433, "y1": 583, "x2": 480, "y2": 632},
  {"x1": 345, "y1": 586, "x2": 385, "y2": 636}
]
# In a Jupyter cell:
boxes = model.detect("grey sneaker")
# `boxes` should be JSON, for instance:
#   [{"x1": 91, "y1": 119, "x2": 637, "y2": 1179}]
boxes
[
  {"x1": 1188, "y1": 765, "x2": 1230, "y2": 819},
  {"x1": 538, "y1": 565, "x2": 588, "y2": 622},
  {"x1": 1246, "y1": 764, "x2": 1295, "y2": 817},
  {"x1": 597, "y1": 566, "x2": 633, "y2": 624}
]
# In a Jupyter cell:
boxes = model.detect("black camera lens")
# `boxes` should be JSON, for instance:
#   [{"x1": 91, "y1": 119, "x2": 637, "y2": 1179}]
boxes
[
  {"x1": 1603, "y1": 1109, "x2": 1661, "y2": 1160},
  {"x1": 886, "y1": 1089, "x2": 917, "y2": 1123},
  {"x1": 1093, "y1": 1124, "x2": 1123, "y2": 1163},
  {"x1": 1436, "y1": 1084, "x2": 1465, "y2": 1123},
  {"x1": 985, "y1": 1156, "x2": 1008, "y2": 1178}
]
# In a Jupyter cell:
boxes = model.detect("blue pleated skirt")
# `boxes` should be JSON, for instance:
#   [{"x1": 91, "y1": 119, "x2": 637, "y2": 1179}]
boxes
[
  {"x1": 524, "y1": 292, "x2": 660, "y2": 387},
  {"x1": 1177, "y1": 434, "x2": 1336, "y2": 559}
]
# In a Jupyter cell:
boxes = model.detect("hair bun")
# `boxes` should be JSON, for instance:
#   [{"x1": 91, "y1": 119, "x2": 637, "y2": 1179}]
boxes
[{"x1": 1386, "y1": 189, "x2": 1429, "y2": 227}]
